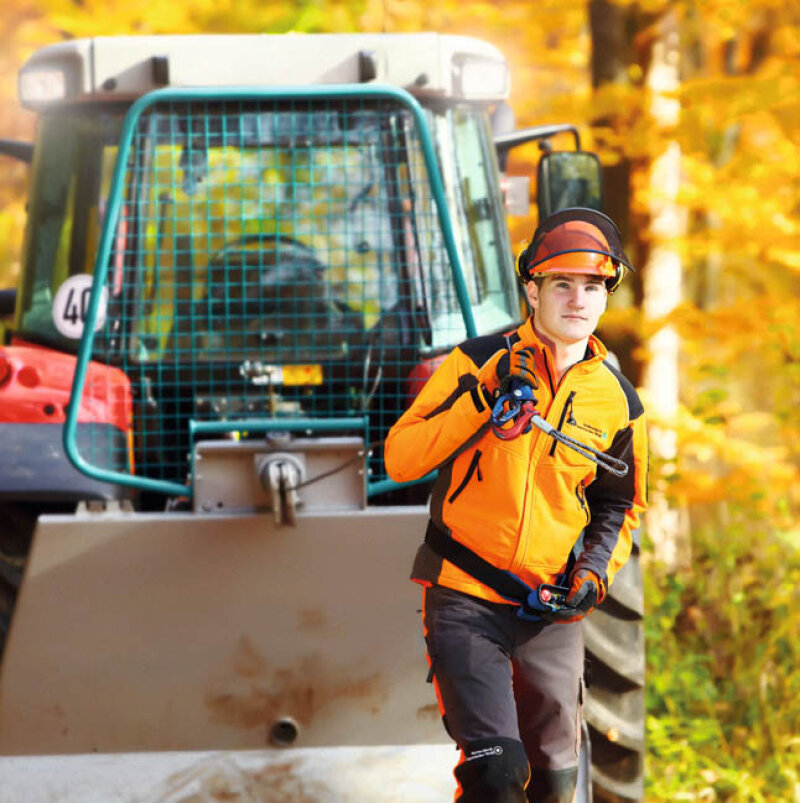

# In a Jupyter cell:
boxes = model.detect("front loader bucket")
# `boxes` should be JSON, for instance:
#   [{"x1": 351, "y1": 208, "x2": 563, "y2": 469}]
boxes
[{"x1": 0, "y1": 507, "x2": 444, "y2": 757}]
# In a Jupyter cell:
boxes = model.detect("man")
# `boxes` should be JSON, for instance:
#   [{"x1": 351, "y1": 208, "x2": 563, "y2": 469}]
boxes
[{"x1": 384, "y1": 208, "x2": 648, "y2": 803}]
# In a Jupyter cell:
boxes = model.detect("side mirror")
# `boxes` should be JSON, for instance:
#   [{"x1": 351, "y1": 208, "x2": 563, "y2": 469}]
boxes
[
  {"x1": 537, "y1": 151, "x2": 603, "y2": 220},
  {"x1": 0, "y1": 289, "x2": 16, "y2": 318}
]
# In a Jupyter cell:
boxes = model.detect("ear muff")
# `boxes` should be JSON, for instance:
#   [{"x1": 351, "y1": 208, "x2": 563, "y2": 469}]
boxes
[
  {"x1": 604, "y1": 262, "x2": 625, "y2": 294},
  {"x1": 515, "y1": 240, "x2": 534, "y2": 284},
  {"x1": 592, "y1": 255, "x2": 624, "y2": 294}
]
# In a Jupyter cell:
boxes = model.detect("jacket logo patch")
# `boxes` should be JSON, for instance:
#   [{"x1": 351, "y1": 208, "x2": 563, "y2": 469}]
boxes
[{"x1": 572, "y1": 421, "x2": 607, "y2": 440}]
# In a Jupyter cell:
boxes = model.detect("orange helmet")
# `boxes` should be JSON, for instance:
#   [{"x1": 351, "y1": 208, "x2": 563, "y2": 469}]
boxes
[{"x1": 517, "y1": 208, "x2": 635, "y2": 293}]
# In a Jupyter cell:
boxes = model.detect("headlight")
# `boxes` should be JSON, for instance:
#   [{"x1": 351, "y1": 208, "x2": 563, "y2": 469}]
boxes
[
  {"x1": 19, "y1": 69, "x2": 67, "y2": 105},
  {"x1": 454, "y1": 55, "x2": 509, "y2": 100}
]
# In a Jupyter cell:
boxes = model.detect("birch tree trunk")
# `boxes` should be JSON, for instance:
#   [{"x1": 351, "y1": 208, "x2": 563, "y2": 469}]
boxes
[
  {"x1": 584, "y1": 7, "x2": 650, "y2": 801},
  {"x1": 641, "y1": 11, "x2": 689, "y2": 568}
]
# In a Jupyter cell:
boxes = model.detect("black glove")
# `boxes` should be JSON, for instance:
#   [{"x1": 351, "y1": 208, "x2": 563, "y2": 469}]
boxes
[
  {"x1": 547, "y1": 569, "x2": 601, "y2": 622},
  {"x1": 497, "y1": 347, "x2": 538, "y2": 396}
]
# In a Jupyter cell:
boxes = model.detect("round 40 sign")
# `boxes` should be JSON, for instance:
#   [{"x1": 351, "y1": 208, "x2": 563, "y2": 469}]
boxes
[{"x1": 52, "y1": 274, "x2": 108, "y2": 340}]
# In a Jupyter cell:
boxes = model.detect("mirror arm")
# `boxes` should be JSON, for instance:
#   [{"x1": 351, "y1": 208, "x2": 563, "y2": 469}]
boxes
[
  {"x1": 0, "y1": 139, "x2": 34, "y2": 164},
  {"x1": 493, "y1": 125, "x2": 580, "y2": 157}
]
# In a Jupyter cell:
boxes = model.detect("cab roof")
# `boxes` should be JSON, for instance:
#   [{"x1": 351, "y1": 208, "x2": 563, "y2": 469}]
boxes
[{"x1": 19, "y1": 33, "x2": 509, "y2": 109}]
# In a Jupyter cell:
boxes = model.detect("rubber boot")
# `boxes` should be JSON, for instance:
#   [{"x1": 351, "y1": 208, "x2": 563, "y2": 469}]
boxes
[{"x1": 526, "y1": 766, "x2": 579, "y2": 803}]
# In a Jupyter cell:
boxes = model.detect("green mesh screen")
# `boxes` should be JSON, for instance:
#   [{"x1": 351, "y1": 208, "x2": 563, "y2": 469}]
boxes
[{"x1": 72, "y1": 93, "x2": 474, "y2": 496}]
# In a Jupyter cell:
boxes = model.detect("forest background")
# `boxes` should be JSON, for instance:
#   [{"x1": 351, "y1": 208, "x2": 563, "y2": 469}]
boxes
[{"x1": 0, "y1": 1, "x2": 798, "y2": 800}]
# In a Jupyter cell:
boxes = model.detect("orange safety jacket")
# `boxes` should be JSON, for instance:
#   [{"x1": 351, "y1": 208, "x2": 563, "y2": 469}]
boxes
[{"x1": 384, "y1": 317, "x2": 648, "y2": 605}]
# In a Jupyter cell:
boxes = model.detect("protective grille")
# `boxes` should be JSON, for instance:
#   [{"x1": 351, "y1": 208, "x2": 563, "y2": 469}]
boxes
[{"x1": 72, "y1": 91, "x2": 474, "y2": 497}]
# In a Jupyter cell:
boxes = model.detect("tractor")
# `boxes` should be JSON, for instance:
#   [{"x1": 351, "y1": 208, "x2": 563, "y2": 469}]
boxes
[{"x1": 0, "y1": 33, "x2": 643, "y2": 802}]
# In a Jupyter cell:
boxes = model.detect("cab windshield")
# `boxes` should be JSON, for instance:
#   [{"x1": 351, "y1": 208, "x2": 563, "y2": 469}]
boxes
[{"x1": 16, "y1": 102, "x2": 517, "y2": 360}]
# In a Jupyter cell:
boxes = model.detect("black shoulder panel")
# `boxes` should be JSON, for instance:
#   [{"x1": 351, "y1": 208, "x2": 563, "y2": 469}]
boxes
[
  {"x1": 459, "y1": 329, "x2": 520, "y2": 369},
  {"x1": 602, "y1": 360, "x2": 645, "y2": 420}
]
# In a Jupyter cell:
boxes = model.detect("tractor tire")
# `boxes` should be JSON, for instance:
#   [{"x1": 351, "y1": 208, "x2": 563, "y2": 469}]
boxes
[{"x1": 583, "y1": 535, "x2": 645, "y2": 803}]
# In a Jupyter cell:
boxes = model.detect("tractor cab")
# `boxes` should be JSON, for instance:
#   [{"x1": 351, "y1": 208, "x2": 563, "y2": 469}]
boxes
[{"x1": 7, "y1": 34, "x2": 530, "y2": 506}]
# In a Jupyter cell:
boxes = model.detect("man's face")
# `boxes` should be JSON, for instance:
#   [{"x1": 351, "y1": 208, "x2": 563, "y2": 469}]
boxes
[{"x1": 524, "y1": 273, "x2": 608, "y2": 347}]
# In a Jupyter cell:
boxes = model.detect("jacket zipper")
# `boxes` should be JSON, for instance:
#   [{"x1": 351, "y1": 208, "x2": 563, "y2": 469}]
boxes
[
  {"x1": 510, "y1": 382, "x2": 577, "y2": 574},
  {"x1": 510, "y1": 350, "x2": 599, "y2": 574},
  {"x1": 542, "y1": 350, "x2": 557, "y2": 398},
  {"x1": 574, "y1": 482, "x2": 590, "y2": 524},
  {"x1": 447, "y1": 449, "x2": 483, "y2": 504},
  {"x1": 548, "y1": 391, "x2": 576, "y2": 456}
]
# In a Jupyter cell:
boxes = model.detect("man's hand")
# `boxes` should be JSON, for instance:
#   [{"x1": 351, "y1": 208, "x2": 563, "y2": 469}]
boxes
[
  {"x1": 547, "y1": 569, "x2": 602, "y2": 621},
  {"x1": 566, "y1": 569, "x2": 601, "y2": 612},
  {"x1": 478, "y1": 346, "x2": 538, "y2": 399},
  {"x1": 498, "y1": 347, "x2": 538, "y2": 396}
]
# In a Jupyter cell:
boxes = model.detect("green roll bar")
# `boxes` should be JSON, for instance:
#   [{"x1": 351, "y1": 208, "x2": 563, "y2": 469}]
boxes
[{"x1": 64, "y1": 84, "x2": 475, "y2": 499}]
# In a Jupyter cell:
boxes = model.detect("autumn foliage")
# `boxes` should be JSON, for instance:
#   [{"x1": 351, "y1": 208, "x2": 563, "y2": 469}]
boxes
[{"x1": 0, "y1": 1, "x2": 798, "y2": 799}]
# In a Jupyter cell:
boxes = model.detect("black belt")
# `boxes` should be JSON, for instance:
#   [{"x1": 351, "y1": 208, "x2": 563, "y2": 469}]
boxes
[{"x1": 424, "y1": 520, "x2": 573, "y2": 620}]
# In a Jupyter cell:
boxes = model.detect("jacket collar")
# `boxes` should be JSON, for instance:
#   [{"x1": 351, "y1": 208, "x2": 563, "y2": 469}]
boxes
[{"x1": 516, "y1": 316, "x2": 608, "y2": 367}]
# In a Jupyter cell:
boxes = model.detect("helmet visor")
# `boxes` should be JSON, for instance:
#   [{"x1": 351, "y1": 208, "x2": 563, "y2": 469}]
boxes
[{"x1": 526, "y1": 207, "x2": 634, "y2": 275}]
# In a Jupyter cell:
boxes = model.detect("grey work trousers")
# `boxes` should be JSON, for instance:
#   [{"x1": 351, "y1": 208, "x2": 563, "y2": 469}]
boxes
[{"x1": 422, "y1": 584, "x2": 584, "y2": 775}]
